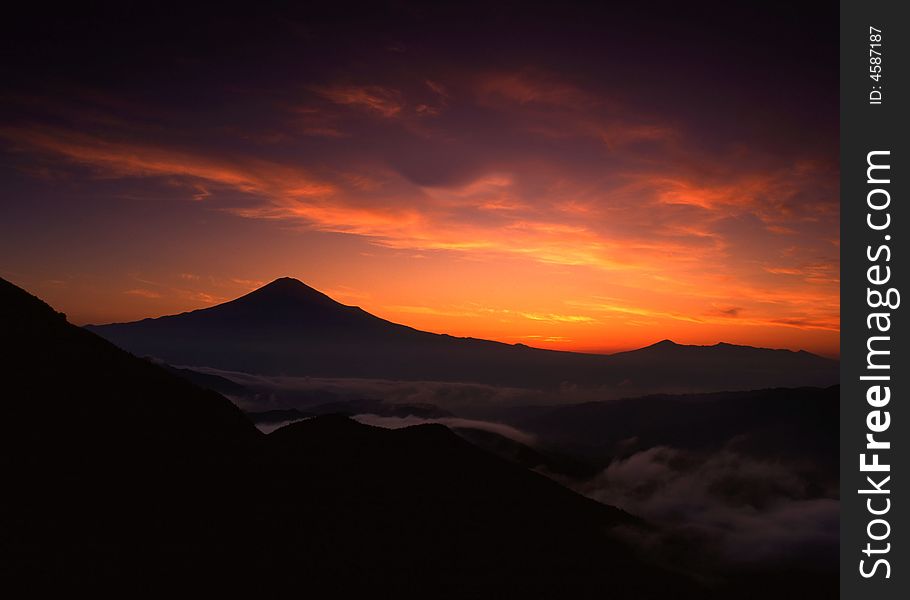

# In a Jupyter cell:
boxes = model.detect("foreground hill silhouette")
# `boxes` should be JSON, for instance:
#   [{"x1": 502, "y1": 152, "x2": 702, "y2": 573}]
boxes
[
  {"x1": 88, "y1": 277, "x2": 838, "y2": 394},
  {"x1": 0, "y1": 277, "x2": 702, "y2": 597}
]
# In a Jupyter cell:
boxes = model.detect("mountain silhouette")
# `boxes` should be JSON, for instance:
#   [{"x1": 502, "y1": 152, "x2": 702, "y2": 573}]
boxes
[
  {"x1": 506, "y1": 386, "x2": 839, "y2": 475},
  {"x1": 1, "y1": 276, "x2": 705, "y2": 597},
  {"x1": 88, "y1": 277, "x2": 839, "y2": 394}
]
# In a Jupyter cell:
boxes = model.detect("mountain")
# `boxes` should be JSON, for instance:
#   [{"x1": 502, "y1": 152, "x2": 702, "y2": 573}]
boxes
[
  {"x1": 0, "y1": 279, "x2": 260, "y2": 466},
  {"x1": 87, "y1": 277, "x2": 839, "y2": 394},
  {"x1": 503, "y1": 386, "x2": 839, "y2": 475},
  {"x1": 0, "y1": 276, "x2": 703, "y2": 597},
  {"x1": 451, "y1": 425, "x2": 601, "y2": 479},
  {"x1": 159, "y1": 361, "x2": 253, "y2": 396}
]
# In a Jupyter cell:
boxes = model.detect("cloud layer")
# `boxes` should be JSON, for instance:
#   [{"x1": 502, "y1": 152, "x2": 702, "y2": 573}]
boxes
[{"x1": 564, "y1": 446, "x2": 838, "y2": 571}]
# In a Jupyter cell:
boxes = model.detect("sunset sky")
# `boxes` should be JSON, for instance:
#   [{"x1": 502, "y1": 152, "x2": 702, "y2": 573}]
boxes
[{"x1": 0, "y1": 2, "x2": 839, "y2": 356}]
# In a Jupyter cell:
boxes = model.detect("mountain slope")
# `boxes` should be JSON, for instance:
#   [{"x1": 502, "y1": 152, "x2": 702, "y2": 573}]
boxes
[
  {"x1": 506, "y1": 386, "x2": 839, "y2": 477},
  {"x1": 0, "y1": 276, "x2": 700, "y2": 597},
  {"x1": 87, "y1": 277, "x2": 839, "y2": 394},
  {"x1": 0, "y1": 277, "x2": 261, "y2": 465}
]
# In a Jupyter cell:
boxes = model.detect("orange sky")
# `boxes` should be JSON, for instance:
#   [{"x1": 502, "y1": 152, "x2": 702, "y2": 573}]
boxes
[{"x1": 0, "y1": 5, "x2": 839, "y2": 357}]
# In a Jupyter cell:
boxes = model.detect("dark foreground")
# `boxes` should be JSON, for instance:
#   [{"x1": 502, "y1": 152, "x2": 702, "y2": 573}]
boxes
[{"x1": 0, "y1": 277, "x2": 835, "y2": 598}]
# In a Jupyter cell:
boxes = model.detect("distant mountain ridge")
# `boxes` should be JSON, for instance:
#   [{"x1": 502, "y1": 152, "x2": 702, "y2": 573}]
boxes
[{"x1": 87, "y1": 277, "x2": 839, "y2": 394}]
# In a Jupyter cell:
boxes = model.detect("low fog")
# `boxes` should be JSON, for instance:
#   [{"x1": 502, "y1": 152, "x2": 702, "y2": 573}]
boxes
[
  {"x1": 552, "y1": 446, "x2": 838, "y2": 574},
  {"x1": 192, "y1": 366, "x2": 619, "y2": 416}
]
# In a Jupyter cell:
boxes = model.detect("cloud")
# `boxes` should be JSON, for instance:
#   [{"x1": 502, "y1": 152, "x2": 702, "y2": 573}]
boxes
[
  {"x1": 115, "y1": 274, "x2": 263, "y2": 311},
  {"x1": 186, "y1": 367, "x2": 632, "y2": 414},
  {"x1": 0, "y1": 126, "x2": 336, "y2": 200},
  {"x1": 562, "y1": 446, "x2": 839, "y2": 570},
  {"x1": 123, "y1": 288, "x2": 162, "y2": 299},
  {"x1": 256, "y1": 417, "x2": 311, "y2": 435},
  {"x1": 474, "y1": 71, "x2": 600, "y2": 109},
  {"x1": 313, "y1": 85, "x2": 405, "y2": 118},
  {"x1": 568, "y1": 294, "x2": 837, "y2": 333},
  {"x1": 0, "y1": 67, "x2": 838, "y2": 349},
  {"x1": 352, "y1": 414, "x2": 537, "y2": 447}
]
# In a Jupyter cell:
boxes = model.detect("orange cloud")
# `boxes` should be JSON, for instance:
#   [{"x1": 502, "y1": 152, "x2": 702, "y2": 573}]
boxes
[
  {"x1": 1, "y1": 126, "x2": 336, "y2": 199},
  {"x1": 3, "y1": 122, "x2": 835, "y2": 297},
  {"x1": 313, "y1": 85, "x2": 405, "y2": 118},
  {"x1": 123, "y1": 288, "x2": 162, "y2": 299},
  {"x1": 475, "y1": 71, "x2": 599, "y2": 108},
  {"x1": 1, "y1": 125, "x2": 717, "y2": 276},
  {"x1": 1, "y1": 69, "x2": 839, "y2": 356}
]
